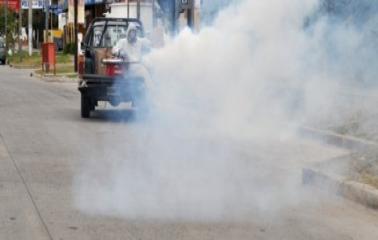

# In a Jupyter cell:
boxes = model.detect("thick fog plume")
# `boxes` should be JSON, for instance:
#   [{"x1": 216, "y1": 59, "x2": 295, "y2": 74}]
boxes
[{"x1": 74, "y1": 0, "x2": 378, "y2": 220}]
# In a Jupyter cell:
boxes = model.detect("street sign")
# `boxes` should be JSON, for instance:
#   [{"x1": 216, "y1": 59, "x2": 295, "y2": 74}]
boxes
[
  {"x1": 21, "y1": 0, "x2": 44, "y2": 9},
  {"x1": 48, "y1": 4, "x2": 64, "y2": 14}
]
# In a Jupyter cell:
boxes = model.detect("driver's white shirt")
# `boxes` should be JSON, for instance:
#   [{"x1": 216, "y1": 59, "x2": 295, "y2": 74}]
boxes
[{"x1": 112, "y1": 38, "x2": 150, "y2": 63}]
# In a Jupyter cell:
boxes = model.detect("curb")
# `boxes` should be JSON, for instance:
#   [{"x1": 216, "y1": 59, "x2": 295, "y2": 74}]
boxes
[
  {"x1": 9, "y1": 64, "x2": 40, "y2": 70},
  {"x1": 299, "y1": 126, "x2": 378, "y2": 150},
  {"x1": 39, "y1": 76, "x2": 78, "y2": 83},
  {"x1": 303, "y1": 167, "x2": 378, "y2": 209},
  {"x1": 32, "y1": 74, "x2": 78, "y2": 83},
  {"x1": 301, "y1": 127, "x2": 378, "y2": 209}
]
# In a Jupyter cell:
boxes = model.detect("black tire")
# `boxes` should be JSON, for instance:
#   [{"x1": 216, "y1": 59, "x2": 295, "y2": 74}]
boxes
[
  {"x1": 81, "y1": 94, "x2": 91, "y2": 118},
  {"x1": 90, "y1": 99, "x2": 96, "y2": 111}
]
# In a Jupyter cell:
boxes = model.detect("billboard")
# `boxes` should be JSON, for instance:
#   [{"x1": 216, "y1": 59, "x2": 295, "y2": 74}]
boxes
[{"x1": 0, "y1": 0, "x2": 20, "y2": 11}]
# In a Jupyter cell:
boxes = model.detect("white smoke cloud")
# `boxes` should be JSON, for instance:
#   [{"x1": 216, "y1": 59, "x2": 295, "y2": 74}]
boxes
[{"x1": 74, "y1": 0, "x2": 377, "y2": 220}]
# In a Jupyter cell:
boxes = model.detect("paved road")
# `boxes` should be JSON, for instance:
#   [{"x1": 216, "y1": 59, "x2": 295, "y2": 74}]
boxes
[{"x1": 0, "y1": 65, "x2": 378, "y2": 240}]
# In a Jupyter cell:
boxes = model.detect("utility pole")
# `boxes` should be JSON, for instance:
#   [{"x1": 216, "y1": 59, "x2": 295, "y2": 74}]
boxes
[
  {"x1": 127, "y1": 0, "x2": 129, "y2": 18},
  {"x1": 2, "y1": 1, "x2": 4, "y2": 36},
  {"x1": 187, "y1": 0, "x2": 194, "y2": 29},
  {"x1": 18, "y1": 8, "x2": 22, "y2": 58},
  {"x1": 172, "y1": 0, "x2": 178, "y2": 34},
  {"x1": 28, "y1": 0, "x2": 32, "y2": 56},
  {"x1": 137, "y1": 0, "x2": 141, "y2": 20},
  {"x1": 4, "y1": 0, "x2": 8, "y2": 51},
  {"x1": 74, "y1": 0, "x2": 78, "y2": 72},
  {"x1": 152, "y1": 0, "x2": 156, "y2": 27},
  {"x1": 44, "y1": 0, "x2": 49, "y2": 42}
]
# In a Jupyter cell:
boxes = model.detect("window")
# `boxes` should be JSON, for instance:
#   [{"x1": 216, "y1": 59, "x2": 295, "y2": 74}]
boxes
[
  {"x1": 100, "y1": 24, "x2": 128, "y2": 48},
  {"x1": 87, "y1": 20, "x2": 143, "y2": 48},
  {"x1": 91, "y1": 25, "x2": 105, "y2": 47}
]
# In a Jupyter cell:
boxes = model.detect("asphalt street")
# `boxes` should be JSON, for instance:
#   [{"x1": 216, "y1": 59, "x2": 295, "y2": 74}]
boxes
[{"x1": 0, "y1": 65, "x2": 378, "y2": 240}]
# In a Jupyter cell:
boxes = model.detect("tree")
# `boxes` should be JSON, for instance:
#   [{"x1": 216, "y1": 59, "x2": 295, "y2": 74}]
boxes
[{"x1": 0, "y1": 6, "x2": 18, "y2": 51}]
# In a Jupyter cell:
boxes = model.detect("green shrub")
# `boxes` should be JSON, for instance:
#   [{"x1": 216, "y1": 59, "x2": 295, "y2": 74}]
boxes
[{"x1": 64, "y1": 43, "x2": 77, "y2": 55}]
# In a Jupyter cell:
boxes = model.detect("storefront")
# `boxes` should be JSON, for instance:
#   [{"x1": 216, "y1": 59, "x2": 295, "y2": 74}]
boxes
[{"x1": 85, "y1": 0, "x2": 106, "y2": 27}]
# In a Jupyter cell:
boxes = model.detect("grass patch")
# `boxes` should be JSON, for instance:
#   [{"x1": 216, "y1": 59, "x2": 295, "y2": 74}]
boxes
[
  {"x1": 55, "y1": 64, "x2": 74, "y2": 74},
  {"x1": 57, "y1": 54, "x2": 73, "y2": 64},
  {"x1": 360, "y1": 174, "x2": 378, "y2": 189},
  {"x1": 8, "y1": 51, "x2": 73, "y2": 67},
  {"x1": 8, "y1": 52, "x2": 41, "y2": 67},
  {"x1": 66, "y1": 74, "x2": 78, "y2": 79},
  {"x1": 350, "y1": 150, "x2": 378, "y2": 190}
]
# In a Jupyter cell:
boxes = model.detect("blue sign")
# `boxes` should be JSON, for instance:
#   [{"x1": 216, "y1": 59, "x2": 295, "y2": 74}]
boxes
[
  {"x1": 48, "y1": 4, "x2": 64, "y2": 14},
  {"x1": 85, "y1": 0, "x2": 94, "y2": 5},
  {"x1": 85, "y1": 0, "x2": 103, "y2": 5},
  {"x1": 21, "y1": 0, "x2": 45, "y2": 9}
]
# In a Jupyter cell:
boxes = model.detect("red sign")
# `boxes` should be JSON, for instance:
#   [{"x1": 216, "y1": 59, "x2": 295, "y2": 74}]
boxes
[{"x1": 0, "y1": 0, "x2": 20, "y2": 11}]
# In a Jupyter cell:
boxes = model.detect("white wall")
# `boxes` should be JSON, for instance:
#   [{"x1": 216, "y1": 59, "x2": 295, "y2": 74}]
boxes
[{"x1": 105, "y1": 2, "x2": 154, "y2": 34}]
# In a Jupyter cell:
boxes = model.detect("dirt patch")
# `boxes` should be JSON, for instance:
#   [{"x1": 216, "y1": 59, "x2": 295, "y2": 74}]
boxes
[{"x1": 349, "y1": 149, "x2": 378, "y2": 189}]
